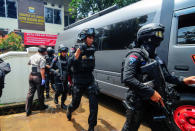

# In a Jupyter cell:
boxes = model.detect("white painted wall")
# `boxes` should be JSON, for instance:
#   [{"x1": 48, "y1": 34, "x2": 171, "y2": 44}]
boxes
[
  {"x1": 0, "y1": 2, "x2": 65, "y2": 35},
  {"x1": 0, "y1": 18, "x2": 18, "y2": 32},
  {"x1": 0, "y1": 47, "x2": 38, "y2": 104}
]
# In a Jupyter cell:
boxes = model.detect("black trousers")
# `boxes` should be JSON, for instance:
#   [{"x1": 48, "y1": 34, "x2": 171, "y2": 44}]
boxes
[
  {"x1": 122, "y1": 99, "x2": 169, "y2": 131},
  {"x1": 25, "y1": 73, "x2": 45, "y2": 113},
  {"x1": 45, "y1": 73, "x2": 55, "y2": 95},
  {"x1": 68, "y1": 83, "x2": 98, "y2": 127},
  {"x1": 54, "y1": 76, "x2": 68, "y2": 104}
]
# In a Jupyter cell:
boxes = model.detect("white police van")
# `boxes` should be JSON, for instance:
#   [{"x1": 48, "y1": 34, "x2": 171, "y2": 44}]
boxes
[{"x1": 56, "y1": 0, "x2": 195, "y2": 130}]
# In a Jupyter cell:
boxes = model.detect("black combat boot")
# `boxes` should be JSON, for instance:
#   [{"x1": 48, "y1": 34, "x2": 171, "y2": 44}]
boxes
[
  {"x1": 88, "y1": 125, "x2": 95, "y2": 131},
  {"x1": 61, "y1": 103, "x2": 67, "y2": 110},
  {"x1": 26, "y1": 110, "x2": 32, "y2": 117},
  {"x1": 39, "y1": 104, "x2": 49, "y2": 110},
  {"x1": 61, "y1": 94, "x2": 67, "y2": 110},
  {"x1": 54, "y1": 97, "x2": 58, "y2": 104},
  {"x1": 66, "y1": 106, "x2": 72, "y2": 121}
]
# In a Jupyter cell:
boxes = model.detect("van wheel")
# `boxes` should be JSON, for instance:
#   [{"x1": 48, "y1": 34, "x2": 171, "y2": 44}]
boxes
[{"x1": 172, "y1": 101, "x2": 195, "y2": 131}]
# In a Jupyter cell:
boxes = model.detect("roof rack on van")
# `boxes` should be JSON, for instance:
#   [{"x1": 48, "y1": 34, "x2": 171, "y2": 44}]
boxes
[{"x1": 64, "y1": 4, "x2": 119, "y2": 30}]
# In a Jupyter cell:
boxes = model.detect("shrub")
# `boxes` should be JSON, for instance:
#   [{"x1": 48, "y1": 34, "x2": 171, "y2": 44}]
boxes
[{"x1": 0, "y1": 32, "x2": 24, "y2": 52}]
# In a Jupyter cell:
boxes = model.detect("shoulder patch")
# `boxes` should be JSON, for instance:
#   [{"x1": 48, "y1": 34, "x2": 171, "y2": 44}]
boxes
[
  {"x1": 128, "y1": 55, "x2": 138, "y2": 64},
  {"x1": 129, "y1": 55, "x2": 138, "y2": 59},
  {"x1": 141, "y1": 61, "x2": 146, "y2": 65}
]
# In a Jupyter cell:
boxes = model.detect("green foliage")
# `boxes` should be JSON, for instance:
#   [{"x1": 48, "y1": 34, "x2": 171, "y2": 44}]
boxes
[
  {"x1": 69, "y1": 0, "x2": 140, "y2": 19},
  {"x1": 0, "y1": 33, "x2": 24, "y2": 52}
]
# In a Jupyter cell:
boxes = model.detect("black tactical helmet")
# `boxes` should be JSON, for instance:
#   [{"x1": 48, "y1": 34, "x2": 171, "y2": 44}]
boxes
[
  {"x1": 77, "y1": 28, "x2": 96, "y2": 42},
  {"x1": 137, "y1": 23, "x2": 165, "y2": 46},
  {"x1": 47, "y1": 47, "x2": 54, "y2": 55},
  {"x1": 38, "y1": 45, "x2": 47, "y2": 53},
  {"x1": 58, "y1": 44, "x2": 68, "y2": 53}
]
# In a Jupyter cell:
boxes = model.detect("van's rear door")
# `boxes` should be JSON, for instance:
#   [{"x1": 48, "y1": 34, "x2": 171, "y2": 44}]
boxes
[{"x1": 168, "y1": 7, "x2": 195, "y2": 77}]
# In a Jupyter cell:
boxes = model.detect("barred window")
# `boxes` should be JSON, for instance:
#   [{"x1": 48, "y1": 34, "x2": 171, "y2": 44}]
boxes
[
  {"x1": 0, "y1": 0, "x2": 17, "y2": 18},
  {"x1": 45, "y1": 7, "x2": 53, "y2": 23},
  {"x1": 0, "y1": 0, "x2": 5, "y2": 17},
  {"x1": 45, "y1": 7, "x2": 61, "y2": 24},
  {"x1": 6, "y1": 0, "x2": 17, "y2": 18},
  {"x1": 54, "y1": 9, "x2": 61, "y2": 24},
  {"x1": 64, "y1": 15, "x2": 69, "y2": 27}
]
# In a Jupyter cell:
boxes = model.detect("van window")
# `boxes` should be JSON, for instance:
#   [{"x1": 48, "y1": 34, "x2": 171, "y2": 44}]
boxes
[
  {"x1": 97, "y1": 12, "x2": 155, "y2": 50},
  {"x1": 178, "y1": 13, "x2": 195, "y2": 45}
]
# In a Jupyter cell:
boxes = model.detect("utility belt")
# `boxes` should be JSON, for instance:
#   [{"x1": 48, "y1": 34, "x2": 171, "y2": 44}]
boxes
[
  {"x1": 31, "y1": 72, "x2": 41, "y2": 76},
  {"x1": 31, "y1": 67, "x2": 41, "y2": 76}
]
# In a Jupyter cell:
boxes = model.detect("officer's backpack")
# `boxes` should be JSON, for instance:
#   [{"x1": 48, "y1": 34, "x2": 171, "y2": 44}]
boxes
[
  {"x1": 0, "y1": 58, "x2": 11, "y2": 75},
  {"x1": 121, "y1": 48, "x2": 149, "y2": 83}
]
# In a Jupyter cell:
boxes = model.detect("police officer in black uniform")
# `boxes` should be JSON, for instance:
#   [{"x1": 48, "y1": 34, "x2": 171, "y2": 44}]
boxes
[
  {"x1": 45, "y1": 47, "x2": 56, "y2": 98},
  {"x1": 50, "y1": 44, "x2": 69, "y2": 109},
  {"x1": 66, "y1": 28, "x2": 98, "y2": 131},
  {"x1": 121, "y1": 23, "x2": 195, "y2": 131}
]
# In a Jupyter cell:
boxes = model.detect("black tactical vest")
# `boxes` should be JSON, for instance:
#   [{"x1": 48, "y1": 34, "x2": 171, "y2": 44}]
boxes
[
  {"x1": 56, "y1": 56, "x2": 68, "y2": 81},
  {"x1": 75, "y1": 45, "x2": 95, "y2": 73},
  {"x1": 45, "y1": 55, "x2": 55, "y2": 72},
  {"x1": 140, "y1": 57, "x2": 167, "y2": 98},
  {"x1": 46, "y1": 55, "x2": 55, "y2": 65}
]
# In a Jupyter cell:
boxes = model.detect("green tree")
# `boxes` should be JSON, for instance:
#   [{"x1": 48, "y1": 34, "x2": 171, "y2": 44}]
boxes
[{"x1": 69, "y1": 0, "x2": 140, "y2": 19}]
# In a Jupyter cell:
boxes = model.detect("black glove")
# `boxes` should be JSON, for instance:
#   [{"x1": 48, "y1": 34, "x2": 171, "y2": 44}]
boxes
[{"x1": 79, "y1": 44, "x2": 87, "y2": 54}]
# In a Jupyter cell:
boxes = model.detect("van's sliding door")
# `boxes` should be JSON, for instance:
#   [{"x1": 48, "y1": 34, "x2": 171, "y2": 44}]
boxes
[{"x1": 168, "y1": 7, "x2": 195, "y2": 77}]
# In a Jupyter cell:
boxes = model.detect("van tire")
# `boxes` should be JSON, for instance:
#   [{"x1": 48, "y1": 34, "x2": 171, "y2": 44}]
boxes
[{"x1": 171, "y1": 100, "x2": 195, "y2": 131}]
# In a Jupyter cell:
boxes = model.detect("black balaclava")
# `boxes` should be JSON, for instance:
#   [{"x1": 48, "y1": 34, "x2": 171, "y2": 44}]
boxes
[
  {"x1": 141, "y1": 38, "x2": 161, "y2": 58},
  {"x1": 47, "y1": 51, "x2": 53, "y2": 57},
  {"x1": 60, "y1": 51, "x2": 67, "y2": 60}
]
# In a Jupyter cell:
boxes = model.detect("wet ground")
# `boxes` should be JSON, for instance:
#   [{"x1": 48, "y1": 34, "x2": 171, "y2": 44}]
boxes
[{"x1": 0, "y1": 94, "x2": 151, "y2": 131}]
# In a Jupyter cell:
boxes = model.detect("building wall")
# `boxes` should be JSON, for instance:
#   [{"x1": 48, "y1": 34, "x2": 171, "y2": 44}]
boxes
[
  {"x1": 45, "y1": 3, "x2": 64, "y2": 34},
  {"x1": 0, "y1": 48, "x2": 38, "y2": 104},
  {"x1": 0, "y1": 18, "x2": 18, "y2": 33},
  {"x1": 0, "y1": 1, "x2": 65, "y2": 35}
]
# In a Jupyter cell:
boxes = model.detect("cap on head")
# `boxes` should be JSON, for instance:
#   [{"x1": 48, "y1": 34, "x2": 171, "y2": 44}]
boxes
[
  {"x1": 77, "y1": 28, "x2": 96, "y2": 42},
  {"x1": 137, "y1": 23, "x2": 165, "y2": 46},
  {"x1": 38, "y1": 45, "x2": 47, "y2": 53}
]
